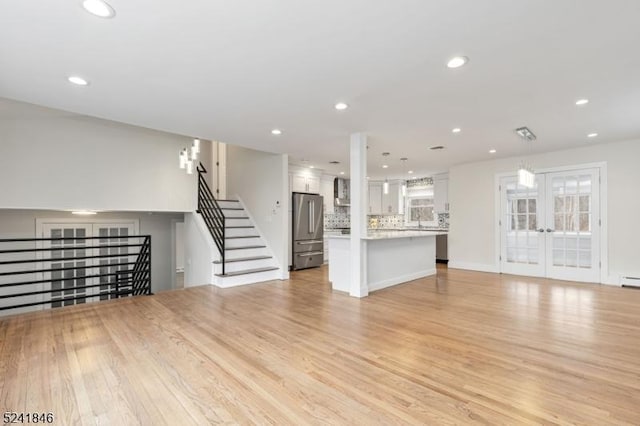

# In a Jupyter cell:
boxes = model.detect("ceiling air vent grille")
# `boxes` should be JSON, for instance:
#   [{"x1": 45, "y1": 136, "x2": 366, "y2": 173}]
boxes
[{"x1": 515, "y1": 127, "x2": 537, "y2": 142}]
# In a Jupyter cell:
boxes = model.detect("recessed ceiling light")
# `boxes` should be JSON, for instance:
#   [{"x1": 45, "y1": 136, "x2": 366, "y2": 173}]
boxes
[
  {"x1": 340, "y1": 171, "x2": 345, "y2": 175},
  {"x1": 309, "y1": 165, "x2": 314, "y2": 169},
  {"x1": 452, "y1": 128, "x2": 461, "y2": 133},
  {"x1": 335, "y1": 102, "x2": 349, "y2": 111},
  {"x1": 271, "y1": 129, "x2": 282, "y2": 135},
  {"x1": 489, "y1": 149, "x2": 497, "y2": 154},
  {"x1": 72, "y1": 210, "x2": 97, "y2": 215},
  {"x1": 575, "y1": 99, "x2": 589, "y2": 106},
  {"x1": 382, "y1": 165, "x2": 389, "y2": 169},
  {"x1": 68, "y1": 76, "x2": 89, "y2": 86},
  {"x1": 408, "y1": 170, "x2": 414, "y2": 174},
  {"x1": 447, "y1": 56, "x2": 468, "y2": 69},
  {"x1": 82, "y1": 0, "x2": 116, "y2": 18},
  {"x1": 366, "y1": 176, "x2": 370, "y2": 179},
  {"x1": 587, "y1": 133, "x2": 598, "y2": 138}
]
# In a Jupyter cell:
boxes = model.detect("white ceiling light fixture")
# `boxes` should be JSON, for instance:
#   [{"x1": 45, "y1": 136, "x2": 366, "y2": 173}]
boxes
[
  {"x1": 72, "y1": 210, "x2": 98, "y2": 216},
  {"x1": 408, "y1": 170, "x2": 414, "y2": 174},
  {"x1": 340, "y1": 171, "x2": 345, "y2": 175},
  {"x1": 587, "y1": 132, "x2": 598, "y2": 138},
  {"x1": 179, "y1": 139, "x2": 201, "y2": 174},
  {"x1": 447, "y1": 56, "x2": 469, "y2": 69},
  {"x1": 383, "y1": 179, "x2": 389, "y2": 195},
  {"x1": 68, "y1": 76, "x2": 89, "y2": 86},
  {"x1": 334, "y1": 102, "x2": 349, "y2": 111},
  {"x1": 382, "y1": 164, "x2": 389, "y2": 169},
  {"x1": 489, "y1": 149, "x2": 497, "y2": 154},
  {"x1": 82, "y1": 0, "x2": 116, "y2": 18},
  {"x1": 271, "y1": 129, "x2": 282, "y2": 135},
  {"x1": 452, "y1": 128, "x2": 461, "y2": 134},
  {"x1": 575, "y1": 99, "x2": 589, "y2": 106}
]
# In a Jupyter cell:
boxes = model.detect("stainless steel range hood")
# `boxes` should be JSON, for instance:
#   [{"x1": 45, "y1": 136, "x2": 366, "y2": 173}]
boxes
[{"x1": 333, "y1": 178, "x2": 350, "y2": 207}]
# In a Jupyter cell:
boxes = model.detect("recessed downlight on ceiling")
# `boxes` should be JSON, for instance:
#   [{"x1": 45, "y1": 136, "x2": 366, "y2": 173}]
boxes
[
  {"x1": 340, "y1": 171, "x2": 345, "y2": 175},
  {"x1": 408, "y1": 170, "x2": 414, "y2": 174},
  {"x1": 72, "y1": 210, "x2": 97, "y2": 215},
  {"x1": 452, "y1": 128, "x2": 461, "y2": 133},
  {"x1": 335, "y1": 102, "x2": 348, "y2": 111},
  {"x1": 82, "y1": 0, "x2": 116, "y2": 18},
  {"x1": 382, "y1": 164, "x2": 389, "y2": 169},
  {"x1": 575, "y1": 99, "x2": 589, "y2": 106},
  {"x1": 587, "y1": 132, "x2": 598, "y2": 138},
  {"x1": 68, "y1": 76, "x2": 89, "y2": 86},
  {"x1": 447, "y1": 56, "x2": 468, "y2": 68},
  {"x1": 271, "y1": 129, "x2": 282, "y2": 135},
  {"x1": 489, "y1": 149, "x2": 497, "y2": 154}
]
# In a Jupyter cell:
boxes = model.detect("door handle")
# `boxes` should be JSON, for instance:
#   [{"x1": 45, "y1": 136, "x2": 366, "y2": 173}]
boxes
[
  {"x1": 298, "y1": 251, "x2": 323, "y2": 257},
  {"x1": 537, "y1": 228, "x2": 545, "y2": 233},
  {"x1": 546, "y1": 228, "x2": 555, "y2": 233},
  {"x1": 308, "y1": 201, "x2": 313, "y2": 233},
  {"x1": 297, "y1": 240, "x2": 323, "y2": 245}
]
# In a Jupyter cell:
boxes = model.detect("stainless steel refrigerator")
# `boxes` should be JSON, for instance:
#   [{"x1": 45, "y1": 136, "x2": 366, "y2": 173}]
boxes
[{"x1": 292, "y1": 192, "x2": 324, "y2": 270}]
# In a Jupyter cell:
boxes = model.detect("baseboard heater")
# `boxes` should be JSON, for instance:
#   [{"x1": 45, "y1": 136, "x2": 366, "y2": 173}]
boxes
[{"x1": 621, "y1": 276, "x2": 640, "y2": 289}]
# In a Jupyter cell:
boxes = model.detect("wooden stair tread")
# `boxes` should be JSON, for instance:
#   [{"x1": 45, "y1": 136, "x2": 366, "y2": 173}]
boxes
[
  {"x1": 215, "y1": 266, "x2": 279, "y2": 277},
  {"x1": 213, "y1": 255, "x2": 272, "y2": 264},
  {"x1": 225, "y1": 245, "x2": 266, "y2": 250}
]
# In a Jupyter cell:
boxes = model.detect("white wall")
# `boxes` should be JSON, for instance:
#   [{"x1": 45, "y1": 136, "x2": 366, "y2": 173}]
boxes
[
  {"x1": 175, "y1": 221, "x2": 185, "y2": 272},
  {"x1": 0, "y1": 97, "x2": 197, "y2": 212},
  {"x1": 227, "y1": 146, "x2": 289, "y2": 279},
  {"x1": 448, "y1": 139, "x2": 640, "y2": 284},
  {"x1": 183, "y1": 212, "x2": 215, "y2": 286},
  {"x1": 0, "y1": 209, "x2": 183, "y2": 293}
]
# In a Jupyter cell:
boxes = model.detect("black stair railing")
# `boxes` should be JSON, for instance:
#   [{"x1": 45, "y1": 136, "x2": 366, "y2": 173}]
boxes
[
  {"x1": 197, "y1": 162, "x2": 226, "y2": 275},
  {"x1": 0, "y1": 235, "x2": 152, "y2": 313}
]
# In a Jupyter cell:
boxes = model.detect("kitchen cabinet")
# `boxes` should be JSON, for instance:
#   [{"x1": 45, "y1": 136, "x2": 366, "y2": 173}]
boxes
[
  {"x1": 291, "y1": 173, "x2": 320, "y2": 194},
  {"x1": 369, "y1": 183, "x2": 383, "y2": 214},
  {"x1": 434, "y1": 176, "x2": 449, "y2": 213},
  {"x1": 382, "y1": 182, "x2": 400, "y2": 214},
  {"x1": 320, "y1": 177, "x2": 335, "y2": 213}
]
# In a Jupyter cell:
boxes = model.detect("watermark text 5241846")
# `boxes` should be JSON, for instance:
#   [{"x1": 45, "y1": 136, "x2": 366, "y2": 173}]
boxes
[{"x1": 3, "y1": 412, "x2": 55, "y2": 424}]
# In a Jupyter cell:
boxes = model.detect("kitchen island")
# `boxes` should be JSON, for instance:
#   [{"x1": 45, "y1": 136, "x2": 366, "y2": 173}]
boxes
[{"x1": 327, "y1": 230, "x2": 447, "y2": 294}]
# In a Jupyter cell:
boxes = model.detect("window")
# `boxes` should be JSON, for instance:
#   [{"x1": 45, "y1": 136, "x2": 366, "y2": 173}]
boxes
[{"x1": 407, "y1": 196, "x2": 435, "y2": 224}]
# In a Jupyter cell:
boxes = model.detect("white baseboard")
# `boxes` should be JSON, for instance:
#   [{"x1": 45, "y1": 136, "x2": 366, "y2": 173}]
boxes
[
  {"x1": 448, "y1": 261, "x2": 499, "y2": 274},
  {"x1": 368, "y1": 268, "x2": 437, "y2": 293}
]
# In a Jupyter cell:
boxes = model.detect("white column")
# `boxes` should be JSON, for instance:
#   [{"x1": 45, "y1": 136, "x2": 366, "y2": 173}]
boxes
[{"x1": 350, "y1": 133, "x2": 368, "y2": 298}]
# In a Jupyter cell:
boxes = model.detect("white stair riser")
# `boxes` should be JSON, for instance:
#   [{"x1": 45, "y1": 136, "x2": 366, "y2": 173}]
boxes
[
  {"x1": 226, "y1": 218, "x2": 253, "y2": 227},
  {"x1": 214, "y1": 258, "x2": 274, "y2": 274},
  {"x1": 217, "y1": 201, "x2": 240, "y2": 209},
  {"x1": 225, "y1": 227, "x2": 258, "y2": 237},
  {"x1": 213, "y1": 269, "x2": 281, "y2": 288},
  {"x1": 225, "y1": 237, "x2": 262, "y2": 248},
  {"x1": 225, "y1": 247, "x2": 269, "y2": 259},
  {"x1": 221, "y1": 210, "x2": 247, "y2": 218}
]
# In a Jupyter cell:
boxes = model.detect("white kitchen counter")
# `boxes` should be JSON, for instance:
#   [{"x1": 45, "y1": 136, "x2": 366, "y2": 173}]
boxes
[{"x1": 327, "y1": 231, "x2": 440, "y2": 294}]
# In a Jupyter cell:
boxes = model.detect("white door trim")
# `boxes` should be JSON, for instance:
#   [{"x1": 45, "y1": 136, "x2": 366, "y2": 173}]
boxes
[{"x1": 495, "y1": 161, "x2": 608, "y2": 284}]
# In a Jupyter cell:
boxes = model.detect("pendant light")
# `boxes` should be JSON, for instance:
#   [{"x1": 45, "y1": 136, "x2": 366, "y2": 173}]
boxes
[
  {"x1": 400, "y1": 157, "x2": 408, "y2": 196},
  {"x1": 515, "y1": 127, "x2": 536, "y2": 188},
  {"x1": 179, "y1": 138, "x2": 202, "y2": 174},
  {"x1": 382, "y1": 152, "x2": 390, "y2": 194}
]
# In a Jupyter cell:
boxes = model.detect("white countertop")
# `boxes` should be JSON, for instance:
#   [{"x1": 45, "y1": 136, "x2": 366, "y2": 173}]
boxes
[{"x1": 327, "y1": 230, "x2": 447, "y2": 240}]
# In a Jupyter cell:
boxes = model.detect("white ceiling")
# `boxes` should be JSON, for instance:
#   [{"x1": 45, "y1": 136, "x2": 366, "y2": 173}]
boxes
[{"x1": 1, "y1": 0, "x2": 639, "y2": 179}]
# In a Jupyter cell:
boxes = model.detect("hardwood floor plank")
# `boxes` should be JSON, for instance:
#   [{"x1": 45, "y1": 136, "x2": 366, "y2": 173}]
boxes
[{"x1": 1, "y1": 265, "x2": 640, "y2": 424}]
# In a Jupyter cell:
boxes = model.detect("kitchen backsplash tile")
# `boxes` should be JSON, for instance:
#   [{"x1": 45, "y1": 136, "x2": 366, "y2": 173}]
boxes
[{"x1": 324, "y1": 213, "x2": 449, "y2": 229}]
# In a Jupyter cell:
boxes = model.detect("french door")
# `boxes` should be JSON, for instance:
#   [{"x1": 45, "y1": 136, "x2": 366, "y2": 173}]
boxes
[
  {"x1": 40, "y1": 221, "x2": 137, "y2": 308},
  {"x1": 500, "y1": 168, "x2": 601, "y2": 283}
]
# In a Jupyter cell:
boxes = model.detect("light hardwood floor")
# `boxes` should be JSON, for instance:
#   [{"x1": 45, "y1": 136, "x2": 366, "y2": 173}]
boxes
[{"x1": 1, "y1": 265, "x2": 640, "y2": 425}]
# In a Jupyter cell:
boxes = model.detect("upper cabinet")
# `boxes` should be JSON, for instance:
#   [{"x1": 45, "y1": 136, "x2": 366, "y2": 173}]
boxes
[
  {"x1": 433, "y1": 174, "x2": 449, "y2": 213},
  {"x1": 320, "y1": 176, "x2": 335, "y2": 213},
  {"x1": 290, "y1": 167, "x2": 321, "y2": 194},
  {"x1": 369, "y1": 183, "x2": 383, "y2": 214},
  {"x1": 369, "y1": 181, "x2": 402, "y2": 214}
]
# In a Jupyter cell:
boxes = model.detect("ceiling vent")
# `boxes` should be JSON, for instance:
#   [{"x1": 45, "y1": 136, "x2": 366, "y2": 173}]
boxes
[
  {"x1": 329, "y1": 161, "x2": 340, "y2": 165},
  {"x1": 515, "y1": 127, "x2": 537, "y2": 142},
  {"x1": 429, "y1": 145, "x2": 445, "y2": 150}
]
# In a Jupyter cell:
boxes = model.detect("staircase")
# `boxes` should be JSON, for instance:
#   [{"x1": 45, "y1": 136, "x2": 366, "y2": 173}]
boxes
[{"x1": 196, "y1": 164, "x2": 281, "y2": 288}]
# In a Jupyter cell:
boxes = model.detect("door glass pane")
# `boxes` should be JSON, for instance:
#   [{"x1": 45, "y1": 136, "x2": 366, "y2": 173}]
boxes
[{"x1": 505, "y1": 178, "x2": 540, "y2": 265}]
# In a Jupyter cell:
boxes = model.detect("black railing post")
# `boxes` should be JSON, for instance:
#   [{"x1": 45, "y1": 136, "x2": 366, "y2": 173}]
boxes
[
  {"x1": 147, "y1": 236, "x2": 152, "y2": 295},
  {"x1": 196, "y1": 162, "x2": 226, "y2": 275}
]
